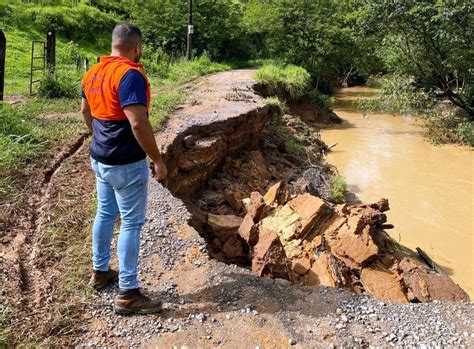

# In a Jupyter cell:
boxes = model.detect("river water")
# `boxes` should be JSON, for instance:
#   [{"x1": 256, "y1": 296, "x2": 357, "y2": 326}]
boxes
[{"x1": 320, "y1": 86, "x2": 473, "y2": 299}]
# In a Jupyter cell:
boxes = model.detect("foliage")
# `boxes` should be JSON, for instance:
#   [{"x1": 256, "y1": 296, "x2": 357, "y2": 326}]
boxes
[
  {"x1": 254, "y1": 64, "x2": 311, "y2": 99},
  {"x1": 358, "y1": 74, "x2": 435, "y2": 115},
  {"x1": 329, "y1": 174, "x2": 348, "y2": 203},
  {"x1": 38, "y1": 70, "x2": 81, "y2": 99},
  {"x1": 308, "y1": 89, "x2": 335, "y2": 110},
  {"x1": 124, "y1": 0, "x2": 252, "y2": 60},
  {"x1": 0, "y1": 104, "x2": 40, "y2": 175},
  {"x1": 242, "y1": 0, "x2": 383, "y2": 90},
  {"x1": 359, "y1": 74, "x2": 473, "y2": 146},
  {"x1": 284, "y1": 136, "x2": 304, "y2": 155},
  {"x1": 264, "y1": 96, "x2": 289, "y2": 115},
  {"x1": 425, "y1": 113, "x2": 474, "y2": 147},
  {"x1": 360, "y1": 0, "x2": 474, "y2": 117}
]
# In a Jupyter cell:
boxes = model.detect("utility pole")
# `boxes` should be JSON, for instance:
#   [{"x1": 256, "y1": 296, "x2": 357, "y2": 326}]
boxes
[{"x1": 186, "y1": 0, "x2": 193, "y2": 61}]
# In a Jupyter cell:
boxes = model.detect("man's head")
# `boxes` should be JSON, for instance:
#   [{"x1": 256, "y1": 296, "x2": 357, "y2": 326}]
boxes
[{"x1": 111, "y1": 23, "x2": 142, "y2": 63}]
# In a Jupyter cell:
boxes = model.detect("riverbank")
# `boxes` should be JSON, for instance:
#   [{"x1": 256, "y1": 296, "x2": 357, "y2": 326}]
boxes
[
  {"x1": 2, "y1": 70, "x2": 472, "y2": 347},
  {"x1": 321, "y1": 86, "x2": 474, "y2": 299}
]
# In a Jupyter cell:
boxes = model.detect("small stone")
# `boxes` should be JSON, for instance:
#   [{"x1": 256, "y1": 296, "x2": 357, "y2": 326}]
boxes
[
  {"x1": 369, "y1": 314, "x2": 379, "y2": 321},
  {"x1": 289, "y1": 338, "x2": 297, "y2": 346},
  {"x1": 336, "y1": 308, "x2": 343, "y2": 315}
]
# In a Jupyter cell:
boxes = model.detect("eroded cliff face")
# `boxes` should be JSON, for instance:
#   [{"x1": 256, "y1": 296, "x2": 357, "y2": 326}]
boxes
[{"x1": 156, "y1": 69, "x2": 469, "y2": 304}]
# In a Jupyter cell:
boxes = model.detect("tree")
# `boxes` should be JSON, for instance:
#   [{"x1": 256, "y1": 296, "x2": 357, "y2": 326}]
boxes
[{"x1": 361, "y1": 0, "x2": 474, "y2": 117}]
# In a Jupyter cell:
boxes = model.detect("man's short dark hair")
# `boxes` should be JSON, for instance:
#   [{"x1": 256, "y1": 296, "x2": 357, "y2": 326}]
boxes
[{"x1": 112, "y1": 23, "x2": 142, "y2": 51}]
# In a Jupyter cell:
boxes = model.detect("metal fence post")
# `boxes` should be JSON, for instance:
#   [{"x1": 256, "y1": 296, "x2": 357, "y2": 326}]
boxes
[
  {"x1": 0, "y1": 30, "x2": 6, "y2": 101},
  {"x1": 46, "y1": 28, "x2": 56, "y2": 72}
]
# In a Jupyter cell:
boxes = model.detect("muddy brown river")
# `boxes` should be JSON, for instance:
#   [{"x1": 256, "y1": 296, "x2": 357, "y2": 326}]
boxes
[{"x1": 320, "y1": 87, "x2": 473, "y2": 298}]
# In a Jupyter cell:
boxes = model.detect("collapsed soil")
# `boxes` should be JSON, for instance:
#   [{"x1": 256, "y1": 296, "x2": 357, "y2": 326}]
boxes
[{"x1": 186, "y1": 112, "x2": 334, "y2": 263}]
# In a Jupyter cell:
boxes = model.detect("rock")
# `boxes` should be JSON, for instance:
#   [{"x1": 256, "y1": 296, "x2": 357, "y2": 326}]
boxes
[
  {"x1": 288, "y1": 338, "x2": 297, "y2": 346},
  {"x1": 360, "y1": 263, "x2": 408, "y2": 304},
  {"x1": 326, "y1": 217, "x2": 379, "y2": 268},
  {"x1": 207, "y1": 214, "x2": 243, "y2": 243},
  {"x1": 260, "y1": 205, "x2": 300, "y2": 243},
  {"x1": 247, "y1": 191, "x2": 266, "y2": 221},
  {"x1": 224, "y1": 190, "x2": 244, "y2": 212},
  {"x1": 238, "y1": 214, "x2": 259, "y2": 246},
  {"x1": 287, "y1": 193, "x2": 328, "y2": 237},
  {"x1": 399, "y1": 258, "x2": 470, "y2": 302},
  {"x1": 263, "y1": 181, "x2": 282, "y2": 204},
  {"x1": 369, "y1": 313, "x2": 378, "y2": 321},
  {"x1": 304, "y1": 251, "x2": 337, "y2": 287},
  {"x1": 292, "y1": 256, "x2": 311, "y2": 275},
  {"x1": 222, "y1": 235, "x2": 247, "y2": 260},
  {"x1": 210, "y1": 238, "x2": 223, "y2": 252},
  {"x1": 252, "y1": 229, "x2": 290, "y2": 279},
  {"x1": 263, "y1": 181, "x2": 288, "y2": 205}
]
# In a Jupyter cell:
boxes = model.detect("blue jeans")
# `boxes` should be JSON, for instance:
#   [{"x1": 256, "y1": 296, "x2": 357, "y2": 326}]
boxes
[{"x1": 90, "y1": 158, "x2": 149, "y2": 290}]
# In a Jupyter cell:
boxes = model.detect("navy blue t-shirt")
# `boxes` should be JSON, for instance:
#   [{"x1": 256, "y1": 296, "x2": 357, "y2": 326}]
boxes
[{"x1": 84, "y1": 70, "x2": 148, "y2": 165}]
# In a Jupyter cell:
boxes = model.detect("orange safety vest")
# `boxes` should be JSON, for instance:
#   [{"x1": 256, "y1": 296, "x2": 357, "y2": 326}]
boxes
[{"x1": 82, "y1": 56, "x2": 151, "y2": 120}]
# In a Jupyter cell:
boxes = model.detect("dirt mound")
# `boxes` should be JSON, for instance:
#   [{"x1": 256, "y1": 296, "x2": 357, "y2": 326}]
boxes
[{"x1": 204, "y1": 184, "x2": 469, "y2": 303}]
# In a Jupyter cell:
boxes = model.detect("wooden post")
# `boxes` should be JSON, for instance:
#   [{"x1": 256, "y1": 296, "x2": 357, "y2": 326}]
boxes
[
  {"x1": 0, "y1": 30, "x2": 6, "y2": 101},
  {"x1": 84, "y1": 57, "x2": 89, "y2": 71},
  {"x1": 186, "y1": 0, "x2": 193, "y2": 61},
  {"x1": 46, "y1": 28, "x2": 56, "y2": 72}
]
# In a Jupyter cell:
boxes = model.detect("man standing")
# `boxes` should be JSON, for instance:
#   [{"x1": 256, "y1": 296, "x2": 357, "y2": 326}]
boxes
[{"x1": 81, "y1": 23, "x2": 167, "y2": 314}]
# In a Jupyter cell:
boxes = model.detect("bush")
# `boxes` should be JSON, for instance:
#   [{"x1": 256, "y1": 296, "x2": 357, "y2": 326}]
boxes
[
  {"x1": 26, "y1": 5, "x2": 117, "y2": 44},
  {"x1": 329, "y1": 175, "x2": 348, "y2": 203},
  {"x1": 57, "y1": 41, "x2": 80, "y2": 65},
  {"x1": 38, "y1": 71, "x2": 80, "y2": 99},
  {"x1": 425, "y1": 114, "x2": 474, "y2": 147},
  {"x1": 358, "y1": 74, "x2": 434, "y2": 115},
  {"x1": 264, "y1": 96, "x2": 289, "y2": 115},
  {"x1": 308, "y1": 89, "x2": 335, "y2": 109},
  {"x1": 254, "y1": 64, "x2": 311, "y2": 99}
]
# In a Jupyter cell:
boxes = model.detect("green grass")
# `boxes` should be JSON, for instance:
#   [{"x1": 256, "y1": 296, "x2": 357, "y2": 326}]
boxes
[
  {"x1": 2, "y1": 28, "x2": 103, "y2": 97},
  {"x1": 285, "y1": 136, "x2": 305, "y2": 155},
  {"x1": 254, "y1": 63, "x2": 311, "y2": 99},
  {"x1": 0, "y1": 301, "x2": 12, "y2": 348},
  {"x1": 0, "y1": 99, "x2": 83, "y2": 201},
  {"x1": 264, "y1": 96, "x2": 289, "y2": 115},
  {"x1": 329, "y1": 174, "x2": 348, "y2": 203}
]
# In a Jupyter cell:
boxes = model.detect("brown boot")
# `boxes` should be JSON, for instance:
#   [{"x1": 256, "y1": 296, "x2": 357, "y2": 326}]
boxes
[
  {"x1": 114, "y1": 289, "x2": 163, "y2": 315},
  {"x1": 88, "y1": 269, "x2": 118, "y2": 290}
]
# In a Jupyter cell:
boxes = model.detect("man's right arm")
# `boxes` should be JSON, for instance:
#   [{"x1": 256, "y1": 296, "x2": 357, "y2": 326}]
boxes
[{"x1": 123, "y1": 104, "x2": 168, "y2": 181}]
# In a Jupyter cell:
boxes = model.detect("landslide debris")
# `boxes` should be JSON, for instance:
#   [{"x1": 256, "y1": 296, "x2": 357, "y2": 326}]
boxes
[
  {"x1": 201, "y1": 183, "x2": 469, "y2": 304},
  {"x1": 155, "y1": 69, "x2": 468, "y2": 304}
]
